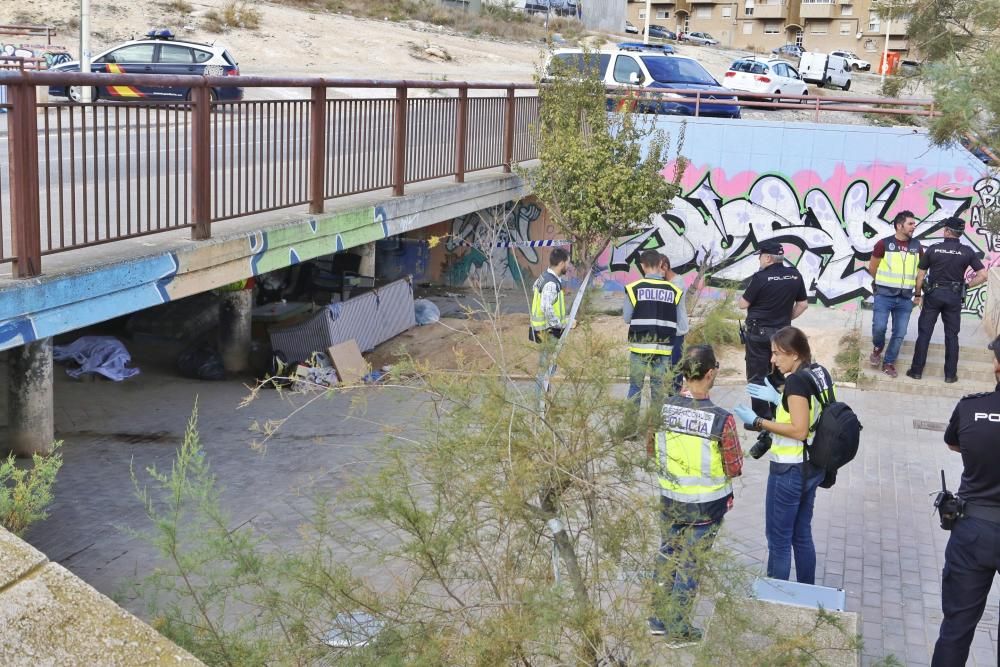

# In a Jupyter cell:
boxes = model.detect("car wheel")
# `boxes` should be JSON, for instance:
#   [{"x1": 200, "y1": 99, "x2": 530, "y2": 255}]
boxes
[
  {"x1": 843, "y1": 79, "x2": 851, "y2": 92},
  {"x1": 852, "y1": 64, "x2": 861, "y2": 72},
  {"x1": 819, "y1": 77, "x2": 828, "y2": 88},
  {"x1": 68, "y1": 85, "x2": 97, "y2": 104},
  {"x1": 772, "y1": 89, "x2": 781, "y2": 104}
]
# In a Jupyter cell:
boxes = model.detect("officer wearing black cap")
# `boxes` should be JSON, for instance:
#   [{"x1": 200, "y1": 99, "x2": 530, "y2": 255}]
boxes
[
  {"x1": 931, "y1": 335, "x2": 1000, "y2": 666},
  {"x1": 737, "y1": 240, "x2": 808, "y2": 424},
  {"x1": 905, "y1": 217, "x2": 987, "y2": 383}
]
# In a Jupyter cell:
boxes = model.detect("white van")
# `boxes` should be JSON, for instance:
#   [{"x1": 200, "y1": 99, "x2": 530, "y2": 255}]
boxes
[{"x1": 798, "y1": 52, "x2": 852, "y2": 90}]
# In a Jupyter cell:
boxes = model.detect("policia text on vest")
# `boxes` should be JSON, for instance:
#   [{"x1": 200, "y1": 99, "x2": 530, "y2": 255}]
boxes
[{"x1": 623, "y1": 250, "x2": 682, "y2": 410}]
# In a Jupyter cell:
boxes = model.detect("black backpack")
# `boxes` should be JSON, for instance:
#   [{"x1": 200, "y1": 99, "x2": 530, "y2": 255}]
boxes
[{"x1": 799, "y1": 365, "x2": 863, "y2": 489}]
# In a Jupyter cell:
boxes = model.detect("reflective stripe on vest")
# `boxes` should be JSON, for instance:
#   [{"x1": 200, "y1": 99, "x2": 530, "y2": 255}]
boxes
[
  {"x1": 656, "y1": 397, "x2": 732, "y2": 503},
  {"x1": 769, "y1": 366, "x2": 833, "y2": 463},
  {"x1": 874, "y1": 240, "x2": 920, "y2": 290},
  {"x1": 625, "y1": 278, "x2": 681, "y2": 356},
  {"x1": 530, "y1": 271, "x2": 568, "y2": 331}
]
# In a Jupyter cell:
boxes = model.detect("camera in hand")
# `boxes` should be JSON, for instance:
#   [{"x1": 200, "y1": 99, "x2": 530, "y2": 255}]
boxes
[{"x1": 749, "y1": 431, "x2": 773, "y2": 460}]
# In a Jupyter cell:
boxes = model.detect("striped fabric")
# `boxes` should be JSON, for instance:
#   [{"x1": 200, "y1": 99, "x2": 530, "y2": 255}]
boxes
[{"x1": 269, "y1": 277, "x2": 416, "y2": 363}]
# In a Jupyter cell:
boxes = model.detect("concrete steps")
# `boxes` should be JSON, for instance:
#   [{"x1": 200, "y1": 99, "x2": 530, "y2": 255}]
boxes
[{"x1": 859, "y1": 336, "x2": 996, "y2": 397}]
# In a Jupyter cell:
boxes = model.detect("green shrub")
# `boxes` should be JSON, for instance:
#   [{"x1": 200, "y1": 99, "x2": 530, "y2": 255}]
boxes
[
  {"x1": 686, "y1": 293, "x2": 742, "y2": 348},
  {"x1": 0, "y1": 443, "x2": 63, "y2": 536},
  {"x1": 204, "y1": 0, "x2": 261, "y2": 32},
  {"x1": 834, "y1": 330, "x2": 861, "y2": 383}
]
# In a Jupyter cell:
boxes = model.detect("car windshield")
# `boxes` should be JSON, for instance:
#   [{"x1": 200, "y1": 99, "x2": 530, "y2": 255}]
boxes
[{"x1": 642, "y1": 56, "x2": 718, "y2": 84}]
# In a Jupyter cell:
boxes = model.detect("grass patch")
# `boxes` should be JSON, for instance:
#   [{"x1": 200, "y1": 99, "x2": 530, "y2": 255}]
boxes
[
  {"x1": 834, "y1": 330, "x2": 861, "y2": 383},
  {"x1": 294, "y1": 0, "x2": 588, "y2": 44},
  {"x1": 205, "y1": 0, "x2": 262, "y2": 32},
  {"x1": 686, "y1": 292, "x2": 742, "y2": 348},
  {"x1": 163, "y1": 0, "x2": 194, "y2": 13}
]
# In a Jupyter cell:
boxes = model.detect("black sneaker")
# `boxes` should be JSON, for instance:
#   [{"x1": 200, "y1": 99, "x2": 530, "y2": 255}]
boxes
[
  {"x1": 664, "y1": 626, "x2": 704, "y2": 648},
  {"x1": 905, "y1": 369, "x2": 922, "y2": 380},
  {"x1": 648, "y1": 617, "x2": 667, "y2": 636},
  {"x1": 945, "y1": 376, "x2": 958, "y2": 384}
]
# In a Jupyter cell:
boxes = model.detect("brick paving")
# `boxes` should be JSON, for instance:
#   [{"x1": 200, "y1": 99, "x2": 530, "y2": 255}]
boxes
[{"x1": 16, "y1": 323, "x2": 1000, "y2": 666}]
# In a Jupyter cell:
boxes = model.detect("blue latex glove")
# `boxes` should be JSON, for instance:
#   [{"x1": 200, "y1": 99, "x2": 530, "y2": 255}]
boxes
[
  {"x1": 746, "y1": 378, "x2": 781, "y2": 405},
  {"x1": 733, "y1": 404, "x2": 758, "y2": 427}
]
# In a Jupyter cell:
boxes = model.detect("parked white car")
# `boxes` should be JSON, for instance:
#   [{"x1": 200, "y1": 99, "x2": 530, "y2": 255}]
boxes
[
  {"x1": 799, "y1": 52, "x2": 852, "y2": 90},
  {"x1": 830, "y1": 50, "x2": 871, "y2": 72},
  {"x1": 722, "y1": 57, "x2": 809, "y2": 101},
  {"x1": 683, "y1": 32, "x2": 719, "y2": 46}
]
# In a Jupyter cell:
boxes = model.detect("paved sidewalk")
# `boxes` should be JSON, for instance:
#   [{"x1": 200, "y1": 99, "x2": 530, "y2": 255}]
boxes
[{"x1": 16, "y1": 340, "x2": 1000, "y2": 666}]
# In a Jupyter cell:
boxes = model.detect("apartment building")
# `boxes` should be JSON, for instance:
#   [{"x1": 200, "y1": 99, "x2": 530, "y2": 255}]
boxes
[{"x1": 626, "y1": 0, "x2": 910, "y2": 66}]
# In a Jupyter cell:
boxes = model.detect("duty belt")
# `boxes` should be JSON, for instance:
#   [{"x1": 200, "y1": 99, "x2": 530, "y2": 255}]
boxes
[{"x1": 962, "y1": 501, "x2": 1000, "y2": 525}]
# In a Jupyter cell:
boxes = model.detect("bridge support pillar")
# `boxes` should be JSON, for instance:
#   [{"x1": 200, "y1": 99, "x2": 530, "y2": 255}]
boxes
[
  {"x1": 359, "y1": 242, "x2": 377, "y2": 278},
  {"x1": 218, "y1": 290, "x2": 253, "y2": 373},
  {"x1": 7, "y1": 338, "x2": 54, "y2": 457}
]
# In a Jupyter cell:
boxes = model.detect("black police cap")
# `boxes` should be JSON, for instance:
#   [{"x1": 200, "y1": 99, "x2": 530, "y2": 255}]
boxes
[
  {"x1": 944, "y1": 217, "x2": 966, "y2": 233},
  {"x1": 755, "y1": 240, "x2": 784, "y2": 256}
]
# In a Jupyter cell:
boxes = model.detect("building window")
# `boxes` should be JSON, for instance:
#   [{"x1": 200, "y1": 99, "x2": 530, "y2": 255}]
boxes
[
  {"x1": 801, "y1": 0, "x2": 833, "y2": 3},
  {"x1": 840, "y1": 3, "x2": 852, "y2": 14},
  {"x1": 656, "y1": 10, "x2": 670, "y2": 18},
  {"x1": 795, "y1": 29, "x2": 804, "y2": 45},
  {"x1": 764, "y1": 22, "x2": 781, "y2": 33},
  {"x1": 696, "y1": 6, "x2": 712, "y2": 18},
  {"x1": 840, "y1": 21, "x2": 852, "y2": 34},
  {"x1": 722, "y1": 6, "x2": 732, "y2": 17},
  {"x1": 743, "y1": 21, "x2": 754, "y2": 33},
  {"x1": 744, "y1": 0, "x2": 754, "y2": 16},
  {"x1": 638, "y1": 11, "x2": 646, "y2": 19},
  {"x1": 810, "y1": 22, "x2": 828, "y2": 33},
  {"x1": 868, "y1": 11, "x2": 880, "y2": 31}
]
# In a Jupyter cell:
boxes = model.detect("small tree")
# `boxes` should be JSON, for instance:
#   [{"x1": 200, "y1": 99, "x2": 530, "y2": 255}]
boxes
[
  {"x1": 522, "y1": 52, "x2": 686, "y2": 373},
  {"x1": 0, "y1": 443, "x2": 63, "y2": 536}
]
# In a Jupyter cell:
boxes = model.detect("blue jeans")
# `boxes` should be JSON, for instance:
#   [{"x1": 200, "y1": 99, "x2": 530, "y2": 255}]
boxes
[
  {"x1": 871, "y1": 292, "x2": 914, "y2": 365},
  {"x1": 765, "y1": 463, "x2": 826, "y2": 584},
  {"x1": 670, "y1": 334, "x2": 686, "y2": 392},
  {"x1": 655, "y1": 512, "x2": 721, "y2": 633},
  {"x1": 627, "y1": 352, "x2": 671, "y2": 410}
]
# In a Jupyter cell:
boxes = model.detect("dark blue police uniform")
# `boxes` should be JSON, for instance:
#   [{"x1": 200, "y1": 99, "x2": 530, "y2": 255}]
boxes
[
  {"x1": 931, "y1": 338, "x2": 1000, "y2": 665},
  {"x1": 741, "y1": 240, "x2": 807, "y2": 420},
  {"x1": 907, "y1": 220, "x2": 985, "y2": 383}
]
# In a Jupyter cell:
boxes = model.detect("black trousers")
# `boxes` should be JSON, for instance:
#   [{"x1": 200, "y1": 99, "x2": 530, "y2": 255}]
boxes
[
  {"x1": 910, "y1": 289, "x2": 962, "y2": 378},
  {"x1": 745, "y1": 336, "x2": 777, "y2": 420},
  {"x1": 931, "y1": 516, "x2": 1000, "y2": 666}
]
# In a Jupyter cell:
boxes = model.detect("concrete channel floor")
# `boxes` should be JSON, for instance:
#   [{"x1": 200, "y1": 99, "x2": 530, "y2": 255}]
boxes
[{"x1": 17, "y1": 305, "x2": 1000, "y2": 667}]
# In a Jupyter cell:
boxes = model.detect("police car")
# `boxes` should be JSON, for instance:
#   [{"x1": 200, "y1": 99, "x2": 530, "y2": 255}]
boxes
[{"x1": 48, "y1": 30, "x2": 243, "y2": 103}]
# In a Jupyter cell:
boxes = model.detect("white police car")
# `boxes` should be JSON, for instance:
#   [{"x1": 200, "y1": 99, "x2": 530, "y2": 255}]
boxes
[{"x1": 48, "y1": 30, "x2": 243, "y2": 103}]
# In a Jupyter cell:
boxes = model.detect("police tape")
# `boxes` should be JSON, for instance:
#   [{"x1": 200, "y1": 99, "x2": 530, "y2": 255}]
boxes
[{"x1": 451, "y1": 239, "x2": 573, "y2": 249}]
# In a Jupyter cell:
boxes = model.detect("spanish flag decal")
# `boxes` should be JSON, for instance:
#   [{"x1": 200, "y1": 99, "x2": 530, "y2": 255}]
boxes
[{"x1": 106, "y1": 63, "x2": 144, "y2": 98}]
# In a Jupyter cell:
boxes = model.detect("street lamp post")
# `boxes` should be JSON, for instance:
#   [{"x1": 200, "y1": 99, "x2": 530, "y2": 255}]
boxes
[
  {"x1": 644, "y1": 0, "x2": 652, "y2": 44},
  {"x1": 80, "y1": 0, "x2": 92, "y2": 103},
  {"x1": 880, "y1": 6, "x2": 892, "y2": 84}
]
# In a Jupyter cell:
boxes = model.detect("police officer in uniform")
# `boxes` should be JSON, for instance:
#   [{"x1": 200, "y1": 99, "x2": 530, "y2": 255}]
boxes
[
  {"x1": 905, "y1": 217, "x2": 987, "y2": 383},
  {"x1": 649, "y1": 344, "x2": 742, "y2": 644},
  {"x1": 738, "y1": 240, "x2": 809, "y2": 424},
  {"x1": 624, "y1": 249, "x2": 682, "y2": 410},
  {"x1": 931, "y1": 335, "x2": 1000, "y2": 665},
  {"x1": 531, "y1": 247, "x2": 571, "y2": 400}
]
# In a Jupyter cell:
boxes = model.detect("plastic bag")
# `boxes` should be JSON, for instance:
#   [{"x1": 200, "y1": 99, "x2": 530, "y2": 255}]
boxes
[
  {"x1": 177, "y1": 345, "x2": 226, "y2": 381},
  {"x1": 413, "y1": 299, "x2": 441, "y2": 326}
]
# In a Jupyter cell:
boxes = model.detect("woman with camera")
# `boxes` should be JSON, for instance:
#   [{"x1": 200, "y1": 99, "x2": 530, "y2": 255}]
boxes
[{"x1": 734, "y1": 326, "x2": 835, "y2": 584}]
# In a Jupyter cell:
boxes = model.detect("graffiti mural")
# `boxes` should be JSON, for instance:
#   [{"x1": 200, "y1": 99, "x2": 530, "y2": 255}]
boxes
[
  {"x1": 600, "y1": 163, "x2": 996, "y2": 317},
  {"x1": 0, "y1": 42, "x2": 72, "y2": 68},
  {"x1": 442, "y1": 201, "x2": 546, "y2": 287}
]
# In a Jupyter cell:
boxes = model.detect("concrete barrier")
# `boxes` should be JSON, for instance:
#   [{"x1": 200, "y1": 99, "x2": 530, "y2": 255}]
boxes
[{"x1": 0, "y1": 526, "x2": 202, "y2": 666}]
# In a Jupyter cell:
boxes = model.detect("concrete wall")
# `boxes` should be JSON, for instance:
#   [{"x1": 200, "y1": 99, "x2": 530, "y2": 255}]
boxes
[
  {"x1": 423, "y1": 118, "x2": 995, "y2": 322},
  {"x1": 582, "y1": 0, "x2": 626, "y2": 33},
  {"x1": 0, "y1": 526, "x2": 201, "y2": 666}
]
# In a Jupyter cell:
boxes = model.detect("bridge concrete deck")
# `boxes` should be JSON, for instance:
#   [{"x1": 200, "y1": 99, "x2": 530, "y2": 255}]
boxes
[{"x1": 0, "y1": 168, "x2": 531, "y2": 353}]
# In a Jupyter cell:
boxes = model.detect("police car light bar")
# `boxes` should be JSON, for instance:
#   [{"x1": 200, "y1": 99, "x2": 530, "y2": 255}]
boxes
[{"x1": 145, "y1": 29, "x2": 175, "y2": 40}]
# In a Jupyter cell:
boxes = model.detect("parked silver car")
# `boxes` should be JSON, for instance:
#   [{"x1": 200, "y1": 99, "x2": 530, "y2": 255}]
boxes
[{"x1": 682, "y1": 32, "x2": 719, "y2": 46}]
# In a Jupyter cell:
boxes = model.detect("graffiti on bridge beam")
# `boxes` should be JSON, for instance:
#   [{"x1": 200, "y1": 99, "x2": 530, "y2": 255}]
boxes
[
  {"x1": 605, "y1": 168, "x2": 995, "y2": 317},
  {"x1": 445, "y1": 202, "x2": 543, "y2": 287}
]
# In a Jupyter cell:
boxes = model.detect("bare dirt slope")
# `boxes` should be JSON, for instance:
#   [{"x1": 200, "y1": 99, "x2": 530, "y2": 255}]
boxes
[{"x1": 18, "y1": 0, "x2": 918, "y2": 112}]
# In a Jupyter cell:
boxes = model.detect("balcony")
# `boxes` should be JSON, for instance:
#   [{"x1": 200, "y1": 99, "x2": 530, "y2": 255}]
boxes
[
  {"x1": 799, "y1": 1, "x2": 835, "y2": 17},
  {"x1": 753, "y1": 0, "x2": 788, "y2": 18}
]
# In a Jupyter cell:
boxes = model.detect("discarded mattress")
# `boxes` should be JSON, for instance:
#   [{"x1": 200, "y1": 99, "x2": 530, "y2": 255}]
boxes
[{"x1": 269, "y1": 277, "x2": 416, "y2": 363}]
